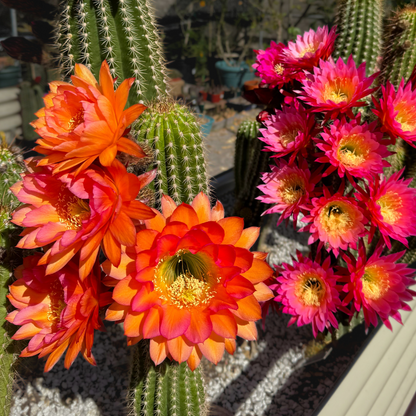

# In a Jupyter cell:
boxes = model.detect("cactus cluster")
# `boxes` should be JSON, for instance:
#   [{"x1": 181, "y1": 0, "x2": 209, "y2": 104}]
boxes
[
  {"x1": 56, "y1": 0, "x2": 168, "y2": 105},
  {"x1": 233, "y1": 120, "x2": 269, "y2": 228},
  {"x1": 334, "y1": 0, "x2": 384, "y2": 75},
  {"x1": 128, "y1": 342, "x2": 206, "y2": 416},
  {"x1": 134, "y1": 101, "x2": 210, "y2": 206}
]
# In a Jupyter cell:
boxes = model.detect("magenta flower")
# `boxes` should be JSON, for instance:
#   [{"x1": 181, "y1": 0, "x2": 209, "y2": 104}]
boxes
[
  {"x1": 257, "y1": 158, "x2": 320, "y2": 226},
  {"x1": 259, "y1": 101, "x2": 315, "y2": 163},
  {"x1": 301, "y1": 187, "x2": 368, "y2": 256},
  {"x1": 275, "y1": 251, "x2": 341, "y2": 337},
  {"x1": 372, "y1": 79, "x2": 416, "y2": 145},
  {"x1": 253, "y1": 41, "x2": 302, "y2": 88},
  {"x1": 298, "y1": 56, "x2": 378, "y2": 118},
  {"x1": 284, "y1": 26, "x2": 337, "y2": 72},
  {"x1": 342, "y1": 240, "x2": 416, "y2": 330},
  {"x1": 355, "y1": 170, "x2": 416, "y2": 249},
  {"x1": 315, "y1": 117, "x2": 390, "y2": 179}
]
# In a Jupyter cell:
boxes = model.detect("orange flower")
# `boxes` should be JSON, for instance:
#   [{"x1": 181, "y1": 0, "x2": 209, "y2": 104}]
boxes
[
  {"x1": 32, "y1": 60, "x2": 146, "y2": 174},
  {"x1": 6, "y1": 255, "x2": 112, "y2": 372},
  {"x1": 11, "y1": 158, "x2": 155, "y2": 279},
  {"x1": 104, "y1": 193, "x2": 274, "y2": 370}
]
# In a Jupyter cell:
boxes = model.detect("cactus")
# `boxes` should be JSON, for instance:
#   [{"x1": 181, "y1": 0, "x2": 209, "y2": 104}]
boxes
[
  {"x1": 128, "y1": 341, "x2": 207, "y2": 416},
  {"x1": 333, "y1": 0, "x2": 384, "y2": 75},
  {"x1": 380, "y1": 6, "x2": 416, "y2": 87},
  {"x1": 133, "y1": 101, "x2": 210, "y2": 206},
  {"x1": 55, "y1": 0, "x2": 169, "y2": 105},
  {"x1": 0, "y1": 145, "x2": 26, "y2": 416},
  {"x1": 233, "y1": 120, "x2": 269, "y2": 228}
]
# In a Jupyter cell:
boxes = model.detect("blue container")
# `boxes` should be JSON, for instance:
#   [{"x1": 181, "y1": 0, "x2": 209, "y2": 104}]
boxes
[
  {"x1": 215, "y1": 60, "x2": 255, "y2": 89},
  {"x1": 198, "y1": 114, "x2": 214, "y2": 137},
  {"x1": 0, "y1": 66, "x2": 21, "y2": 88}
]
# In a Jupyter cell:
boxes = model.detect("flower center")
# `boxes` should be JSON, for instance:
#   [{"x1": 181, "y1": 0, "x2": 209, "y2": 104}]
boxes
[
  {"x1": 337, "y1": 135, "x2": 368, "y2": 167},
  {"x1": 279, "y1": 174, "x2": 306, "y2": 204},
  {"x1": 154, "y1": 250, "x2": 217, "y2": 309},
  {"x1": 376, "y1": 191, "x2": 403, "y2": 225},
  {"x1": 361, "y1": 266, "x2": 390, "y2": 301},
  {"x1": 46, "y1": 280, "x2": 65, "y2": 327},
  {"x1": 323, "y1": 79, "x2": 349, "y2": 104},
  {"x1": 280, "y1": 126, "x2": 301, "y2": 148},
  {"x1": 395, "y1": 101, "x2": 416, "y2": 132},
  {"x1": 57, "y1": 188, "x2": 90, "y2": 230},
  {"x1": 296, "y1": 272, "x2": 326, "y2": 307},
  {"x1": 274, "y1": 63, "x2": 284, "y2": 75},
  {"x1": 67, "y1": 110, "x2": 84, "y2": 132},
  {"x1": 320, "y1": 202, "x2": 354, "y2": 235},
  {"x1": 298, "y1": 44, "x2": 318, "y2": 58}
]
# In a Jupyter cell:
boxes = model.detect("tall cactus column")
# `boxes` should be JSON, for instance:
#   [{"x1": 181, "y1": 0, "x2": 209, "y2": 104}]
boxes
[
  {"x1": 56, "y1": 0, "x2": 169, "y2": 104},
  {"x1": 333, "y1": 0, "x2": 384, "y2": 75}
]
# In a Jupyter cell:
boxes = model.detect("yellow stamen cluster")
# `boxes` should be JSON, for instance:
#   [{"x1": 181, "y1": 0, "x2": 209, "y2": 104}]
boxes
[
  {"x1": 323, "y1": 79, "x2": 349, "y2": 104},
  {"x1": 320, "y1": 202, "x2": 353, "y2": 235},
  {"x1": 57, "y1": 188, "x2": 91, "y2": 230},
  {"x1": 337, "y1": 135, "x2": 368, "y2": 167},
  {"x1": 395, "y1": 101, "x2": 416, "y2": 132},
  {"x1": 274, "y1": 63, "x2": 284, "y2": 75},
  {"x1": 298, "y1": 45, "x2": 318, "y2": 58},
  {"x1": 154, "y1": 250, "x2": 217, "y2": 309},
  {"x1": 280, "y1": 126, "x2": 301, "y2": 148},
  {"x1": 362, "y1": 266, "x2": 390, "y2": 301},
  {"x1": 279, "y1": 174, "x2": 306, "y2": 204},
  {"x1": 377, "y1": 191, "x2": 403, "y2": 225},
  {"x1": 296, "y1": 272, "x2": 326, "y2": 307},
  {"x1": 67, "y1": 110, "x2": 84, "y2": 132},
  {"x1": 46, "y1": 280, "x2": 65, "y2": 326}
]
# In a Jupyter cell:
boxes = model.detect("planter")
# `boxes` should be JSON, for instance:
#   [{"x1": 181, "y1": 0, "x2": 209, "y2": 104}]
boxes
[
  {"x1": 199, "y1": 90, "x2": 208, "y2": 101},
  {"x1": 208, "y1": 91, "x2": 223, "y2": 103},
  {"x1": 244, "y1": 78, "x2": 261, "y2": 91},
  {"x1": 0, "y1": 66, "x2": 21, "y2": 88},
  {"x1": 198, "y1": 114, "x2": 214, "y2": 137},
  {"x1": 215, "y1": 60, "x2": 254, "y2": 89}
]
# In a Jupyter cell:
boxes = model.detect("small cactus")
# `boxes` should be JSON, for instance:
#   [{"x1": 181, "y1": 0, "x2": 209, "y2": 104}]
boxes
[
  {"x1": 56, "y1": 0, "x2": 169, "y2": 105},
  {"x1": 333, "y1": 0, "x2": 384, "y2": 75},
  {"x1": 380, "y1": 6, "x2": 416, "y2": 87},
  {"x1": 128, "y1": 341, "x2": 207, "y2": 416},
  {"x1": 133, "y1": 101, "x2": 210, "y2": 206},
  {"x1": 233, "y1": 120, "x2": 269, "y2": 228}
]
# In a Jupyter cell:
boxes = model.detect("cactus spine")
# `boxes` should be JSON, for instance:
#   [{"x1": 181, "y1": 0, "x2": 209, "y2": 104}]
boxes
[
  {"x1": 233, "y1": 120, "x2": 269, "y2": 228},
  {"x1": 333, "y1": 0, "x2": 384, "y2": 75},
  {"x1": 56, "y1": 0, "x2": 169, "y2": 104},
  {"x1": 129, "y1": 341, "x2": 206, "y2": 416},
  {"x1": 134, "y1": 101, "x2": 209, "y2": 206},
  {"x1": 380, "y1": 6, "x2": 416, "y2": 87}
]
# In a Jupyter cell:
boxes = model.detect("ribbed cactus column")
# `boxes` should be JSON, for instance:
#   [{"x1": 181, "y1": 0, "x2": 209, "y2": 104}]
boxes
[
  {"x1": 333, "y1": 0, "x2": 384, "y2": 75},
  {"x1": 0, "y1": 146, "x2": 25, "y2": 416},
  {"x1": 134, "y1": 101, "x2": 210, "y2": 206},
  {"x1": 56, "y1": 0, "x2": 168, "y2": 104},
  {"x1": 380, "y1": 6, "x2": 416, "y2": 87},
  {"x1": 233, "y1": 120, "x2": 269, "y2": 228},
  {"x1": 129, "y1": 341, "x2": 207, "y2": 416}
]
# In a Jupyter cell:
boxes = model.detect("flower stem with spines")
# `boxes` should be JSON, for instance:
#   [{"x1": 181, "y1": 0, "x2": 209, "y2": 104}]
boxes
[
  {"x1": 333, "y1": 0, "x2": 384, "y2": 75},
  {"x1": 56, "y1": 0, "x2": 168, "y2": 105}
]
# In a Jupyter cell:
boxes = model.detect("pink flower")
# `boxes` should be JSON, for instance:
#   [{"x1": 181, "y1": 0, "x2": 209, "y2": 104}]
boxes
[
  {"x1": 341, "y1": 240, "x2": 416, "y2": 330},
  {"x1": 259, "y1": 101, "x2": 315, "y2": 163},
  {"x1": 301, "y1": 186, "x2": 368, "y2": 256},
  {"x1": 284, "y1": 26, "x2": 337, "y2": 72},
  {"x1": 298, "y1": 56, "x2": 378, "y2": 118},
  {"x1": 315, "y1": 117, "x2": 390, "y2": 179},
  {"x1": 253, "y1": 41, "x2": 301, "y2": 88},
  {"x1": 275, "y1": 251, "x2": 341, "y2": 337},
  {"x1": 372, "y1": 79, "x2": 416, "y2": 145},
  {"x1": 257, "y1": 159, "x2": 320, "y2": 226},
  {"x1": 355, "y1": 170, "x2": 416, "y2": 249}
]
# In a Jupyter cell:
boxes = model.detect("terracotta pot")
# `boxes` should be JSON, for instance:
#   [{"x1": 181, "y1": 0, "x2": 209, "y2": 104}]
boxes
[
  {"x1": 199, "y1": 90, "x2": 208, "y2": 101},
  {"x1": 209, "y1": 92, "x2": 223, "y2": 103},
  {"x1": 244, "y1": 79, "x2": 260, "y2": 91}
]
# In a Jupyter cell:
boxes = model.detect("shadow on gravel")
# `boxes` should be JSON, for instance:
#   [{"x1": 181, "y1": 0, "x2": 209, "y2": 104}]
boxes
[{"x1": 13, "y1": 321, "x2": 131, "y2": 416}]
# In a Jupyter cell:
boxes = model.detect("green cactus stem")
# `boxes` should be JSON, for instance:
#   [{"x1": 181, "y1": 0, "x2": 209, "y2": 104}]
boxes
[
  {"x1": 56, "y1": 0, "x2": 168, "y2": 104},
  {"x1": 133, "y1": 101, "x2": 210, "y2": 206},
  {"x1": 233, "y1": 120, "x2": 269, "y2": 228},
  {"x1": 128, "y1": 341, "x2": 207, "y2": 416},
  {"x1": 380, "y1": 6, "x2": 416, "y2": 87},
  {"x1": 333, "y1": 0, "x2": 384, "y2": 75}
]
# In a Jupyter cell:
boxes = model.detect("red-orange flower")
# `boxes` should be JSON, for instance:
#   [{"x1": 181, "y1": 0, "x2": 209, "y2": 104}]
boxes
[
  {"x1": 32, "y1": 61, "x2": 146, "y2": 174},
  {"x1": 6, "y1": 255, "x2": 112, "y2": 372},
  {"x1": 104, "y1": 193, "x2": 274, "y2": 370},
  {"x1": 11, "y1": 158, "x2": 155, "y2": 279}
]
